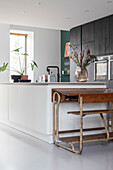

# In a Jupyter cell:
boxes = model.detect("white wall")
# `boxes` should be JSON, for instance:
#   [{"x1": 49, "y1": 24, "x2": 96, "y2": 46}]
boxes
[
  {"x1": 10, "y1": 25, "x2": 61, "y2": 82},
  {"x1": 0, "y1": 24, "x2": 10, "y2": 82}
]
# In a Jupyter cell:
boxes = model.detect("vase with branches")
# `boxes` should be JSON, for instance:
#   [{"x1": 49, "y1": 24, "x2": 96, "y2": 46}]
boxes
[{"x1": 69, "y1": 45, "x2": 97, "y2": 82}]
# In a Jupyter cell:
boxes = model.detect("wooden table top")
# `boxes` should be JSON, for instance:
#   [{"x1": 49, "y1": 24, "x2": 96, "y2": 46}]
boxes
[
  {"x1": 52, "y1": 88, "x2": 113, "y2": 96},
  {"x1": 52, "y1": 88, "x2": 113, "y2": 103}
]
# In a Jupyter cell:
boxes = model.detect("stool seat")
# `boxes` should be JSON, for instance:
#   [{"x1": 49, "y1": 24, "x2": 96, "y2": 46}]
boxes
[{"x1": 67, "y1": 109, "x2": 113, "y2": 116}]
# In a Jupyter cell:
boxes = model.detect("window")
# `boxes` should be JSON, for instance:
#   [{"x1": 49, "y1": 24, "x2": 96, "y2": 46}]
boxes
[
  {"x1": 10, "y1": 30, "x2": 34, "y2": 82},
  {"x1": 10, "y1": 33, "x2": 27, "y2": 75}
]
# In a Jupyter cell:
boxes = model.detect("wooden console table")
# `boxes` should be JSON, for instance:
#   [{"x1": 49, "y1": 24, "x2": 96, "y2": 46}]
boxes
[{"x1": 52, "y1": 88, "x2": 113, "y2": 154}]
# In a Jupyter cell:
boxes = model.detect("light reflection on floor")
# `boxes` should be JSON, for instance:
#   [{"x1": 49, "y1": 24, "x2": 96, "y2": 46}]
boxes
[{"x1": 0, "y1": 123, "x2": 113, "y2": 170}]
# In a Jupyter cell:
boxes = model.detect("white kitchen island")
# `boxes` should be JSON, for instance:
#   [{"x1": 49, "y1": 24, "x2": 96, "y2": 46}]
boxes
[{"x1": 0, "y1": 82, "x2": 107, "y2": 143}]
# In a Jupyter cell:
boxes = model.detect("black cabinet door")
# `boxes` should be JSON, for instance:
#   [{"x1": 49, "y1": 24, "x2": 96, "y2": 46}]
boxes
[
  {"x1": 70, "y1": 26, "x2": 81, "y2": 46},
  {"x1": 95, "y1": 17, "x2": 110, "y2": 56},
  {"x1": 82, "y1": 42, "x2": 95, "y2": 82},
  {"x1": 82, "y1": 42, "x2": 94, "y2": 54},
  {"x1": 82, "y1": 22, "x2": 94, "y2": 43},
  {"x1": 110, "y1": 15, "x2": 113, "y2": 54}
]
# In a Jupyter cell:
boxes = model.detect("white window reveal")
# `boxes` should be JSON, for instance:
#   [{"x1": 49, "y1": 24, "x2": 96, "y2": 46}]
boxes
[{"x1": 10, "y1": 30, "x2": 34, "y2": 82}]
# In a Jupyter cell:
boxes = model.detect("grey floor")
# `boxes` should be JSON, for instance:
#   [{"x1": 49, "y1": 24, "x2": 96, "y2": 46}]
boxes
[{"x1": 0, "y1": 124, "x2": 113, "y2": 170}]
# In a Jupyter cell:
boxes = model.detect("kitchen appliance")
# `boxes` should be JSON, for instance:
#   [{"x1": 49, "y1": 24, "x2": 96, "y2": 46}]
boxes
[
  {"x1": 94, "y1": 55, "x2": 113, "y2": 81},
  {"x1": 46, "y1": 66, "x2": 60, "y2": 82},
  {"x1": 110, "y1": 56, "x2": 113, "y2": 80}
]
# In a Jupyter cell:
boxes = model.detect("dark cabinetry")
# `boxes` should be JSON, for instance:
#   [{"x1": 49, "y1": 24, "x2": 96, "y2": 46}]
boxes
[
  {"x1": 82, "y1": 42, "x2": 95, "y2": 82},
  {"x1": 82, "y1": 42, "x2": 94, "y2": 56},
  {"x1": 70, "y1": 14, "x2": 113, "y2": 82},
  {"x1": 95, "y1": 17, "x2": 110, "y2": 55},
  {"x1": 61, "y1": 31, "x2": 70, "y2": 82},
  {"x1": 82, "y1": 22, "x2": 95, "y2": 56},
  {"x1": 70, "y1": 26, "x2": 81, "y2": 45},
  {"x1": 110, "y1": 15, "x2": 113, "y2": 54},
  {"x1": 82, "y1": 22, "x2": 94, "y2": 43}
]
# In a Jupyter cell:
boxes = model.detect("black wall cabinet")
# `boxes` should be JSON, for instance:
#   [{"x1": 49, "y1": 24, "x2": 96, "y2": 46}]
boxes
[
  {"x1": 70, "y1": 26, "x2": 81, "y2": 45},
  {"x1": 70, "y1": 15, "x2": 113, "y2": 56},
  {"x1": 110, "y1": 15, "x2": 113, "y2": 54},
  {"x1": 82, "y1": 22, "x2": 94, "y2": 44},
  {"x1": 94, "y1": 17, "x2": 110, "y2": 55},
  {"x1": 82, "y1": 42, "x2": 95, "y2": 82}
]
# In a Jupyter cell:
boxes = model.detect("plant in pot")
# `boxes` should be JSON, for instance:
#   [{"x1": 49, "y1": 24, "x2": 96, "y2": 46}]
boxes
[{"x1": 11, "y1": 47, "x2": 38, "y2": 82}]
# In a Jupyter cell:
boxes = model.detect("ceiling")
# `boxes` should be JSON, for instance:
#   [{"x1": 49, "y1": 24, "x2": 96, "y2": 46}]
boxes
[{"x1": 0, "y1": 0, "x2": 113, "y2": 30}]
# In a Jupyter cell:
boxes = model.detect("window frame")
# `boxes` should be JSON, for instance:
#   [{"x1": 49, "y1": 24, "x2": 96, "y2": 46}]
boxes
[{"x1": 10, "y1": 32, "x2": 28, "y2": 74}]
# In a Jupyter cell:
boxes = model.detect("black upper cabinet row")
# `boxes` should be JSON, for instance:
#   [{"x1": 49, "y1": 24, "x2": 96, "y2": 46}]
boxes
[
  {"x1": 70, "y1": 26, "x2": 81, "y2": 45},
  {"x1": 82, "y1": 22, "x2": 95, "y2": 54},
  {"x1": 82, "y1": 22, "x2": 94, "y2": 43},
  {"x1": 70, "y1": 23, "x2": 94, "y2": 46},
  {"x1": 95, "y1": 17, "x2": 110, "y2": 55},
  {"x1": 110, "y1": 16, "x2": 113, "y2": 54},
  {"x1": 70, "y1": 15, "x2": 113, "y2": 56}
]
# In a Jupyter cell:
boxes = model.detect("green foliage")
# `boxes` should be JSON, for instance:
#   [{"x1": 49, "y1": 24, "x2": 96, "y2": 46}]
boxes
[
  {"x1": 30, "y1": 60, "x2": 38, "y2": 71},
  {"x1": 12, "y1": 47, "x2": 38, "y2": 75},
  {"x1": 69, "y1": 45, "x2": 97, "y2": 69},
  {"x1": 0, "y1": 62, "x2": 8, "y2": 72},
  {"x1": 83, "y1": 55, "x2": 97, "y2": 69},
  {"x1": 12, "y1": 47, "x2": 22, "y2": 53}
]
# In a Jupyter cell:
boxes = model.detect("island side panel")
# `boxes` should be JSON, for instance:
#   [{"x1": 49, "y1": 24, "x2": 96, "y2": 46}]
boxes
[
  {"x1": 9, "y1": 85, "x2": 49, "y2": 133},
  {"x1": 0, "y1": 85, "x2": 9, "y2": 121}
]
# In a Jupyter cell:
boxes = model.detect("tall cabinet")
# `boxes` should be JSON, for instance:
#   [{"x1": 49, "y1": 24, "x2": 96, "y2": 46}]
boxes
[
  {"x1": 110, "y1": 15, "x2": 113, "y2": 54},
  {"x1": 70, "y1": 26, "x2": 81, "y2": 82},
  {"x1": 82, "y1": 22, "x2": 95, "y2": 82},
  {"x1": 61, "y1": 30, "x2": 70, "y2": 82},
  {"x1": 94, "y1": 17, "x2": 110, "y2": 55}
]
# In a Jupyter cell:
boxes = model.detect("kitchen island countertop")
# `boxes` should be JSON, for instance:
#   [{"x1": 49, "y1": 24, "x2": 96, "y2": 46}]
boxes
[{"x1": 0, "y1": 82, "x2": 106, "y2": 86}]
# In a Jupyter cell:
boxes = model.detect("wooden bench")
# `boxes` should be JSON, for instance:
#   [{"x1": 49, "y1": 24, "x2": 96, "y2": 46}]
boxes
[{"x1": 52, "y1": 88, "x2": 113, "y2": 154}]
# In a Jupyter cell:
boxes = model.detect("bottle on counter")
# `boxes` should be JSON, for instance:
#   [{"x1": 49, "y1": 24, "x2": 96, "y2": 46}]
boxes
[
  {"x1": 50, "y1": 71, "x2": 56, "y2": 82},
  {"x1": 67, "y1": 67, "x2": 70, "y2": 74},
  {"x1": 48, "y1": 75, "x2": 50, "y2": 82}
]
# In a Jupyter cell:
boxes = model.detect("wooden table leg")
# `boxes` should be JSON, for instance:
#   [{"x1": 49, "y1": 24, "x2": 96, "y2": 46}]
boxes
[
  {"x1": 100, "y1": 113, "x2": 109, "y2": 140},
  {"x1": 53, "y1": 93, "x2": 83, "y2": 155},
  {"x1": 107, "y1": 102, "x2": 109, "y2": 130},
  {"x1": 79, "y1": 96, "x2": 83, "y2": 154},
  {"x1": 111, "y1": 102, "x2": 113, "y2": 132},
  {"x1": 53, "y1": 93, "x2": 56, "y2": 144},
  {"x1": 53, "y1": 92, "x2": 61, "y2": 144}
]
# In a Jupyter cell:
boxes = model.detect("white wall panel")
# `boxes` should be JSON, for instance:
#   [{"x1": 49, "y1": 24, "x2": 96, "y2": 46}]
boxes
[
  {"x1": 0, "y1": 24, "x2": 10, "y2": 82},
  {"x1": 0, "y1": 85, "x2": 9, "y2": 121},
  {"x1": 9, "y1": 85, "x2": 49, "y2": 134}
]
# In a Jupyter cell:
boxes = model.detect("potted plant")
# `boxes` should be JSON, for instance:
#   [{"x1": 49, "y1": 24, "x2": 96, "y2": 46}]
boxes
[{"x1": 11, "y1": 47, "x2": 38, "y2": 82}]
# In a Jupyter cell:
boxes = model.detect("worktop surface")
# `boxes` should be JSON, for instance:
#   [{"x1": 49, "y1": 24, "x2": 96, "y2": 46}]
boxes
[{"x1": 0, "y1": 82, "x2": 106, "y2": 86}]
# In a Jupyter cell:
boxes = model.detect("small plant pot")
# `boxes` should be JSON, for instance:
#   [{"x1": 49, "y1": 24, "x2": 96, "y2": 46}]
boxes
[
  {"x1": 21, "y1": 75, "x2": 28, "y2": 80},
  {"x1": 11, "y1": 75, "x2": 21, "y2": 82}
]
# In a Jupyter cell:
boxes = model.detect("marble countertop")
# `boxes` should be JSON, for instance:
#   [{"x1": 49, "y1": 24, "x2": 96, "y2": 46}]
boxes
[{"x1": 0, "y1": 82, "x2": 106, "y2": 86}]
